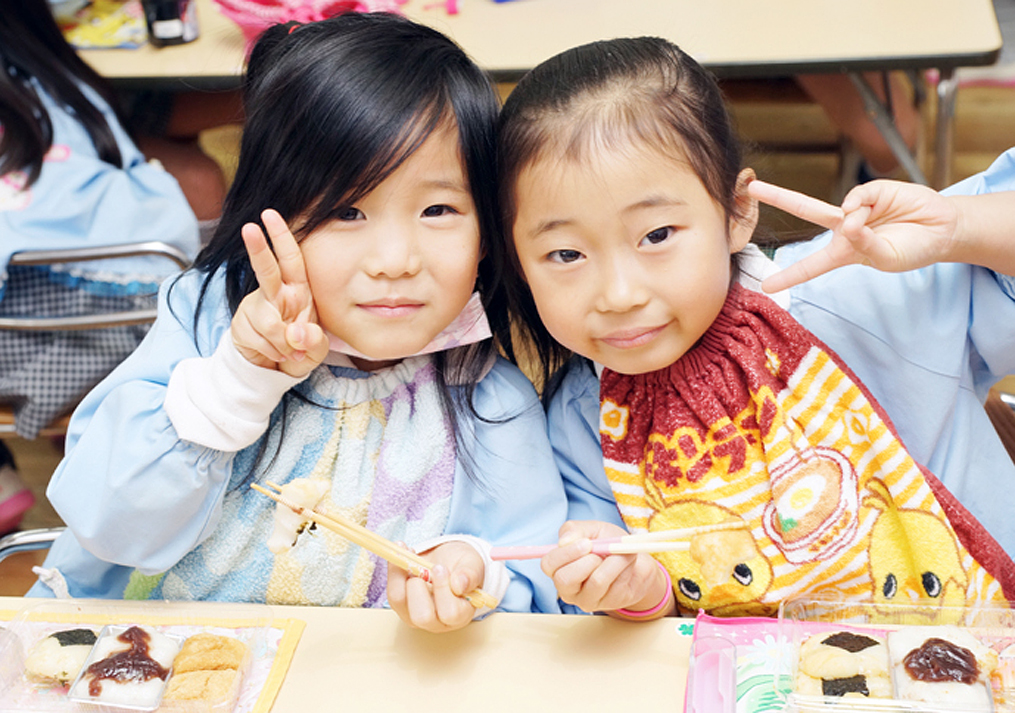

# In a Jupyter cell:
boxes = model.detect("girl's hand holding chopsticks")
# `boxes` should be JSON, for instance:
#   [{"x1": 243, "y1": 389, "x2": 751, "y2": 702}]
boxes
[
  {"x1": 387, "y1": 540, "x2": 489, "y2": 634},
  {"x1": 539, "y1": 520, "x2": 675, "y2": 620},
  {"x1": 252, "y1": 481, "x2": 500, "y2": 623}
]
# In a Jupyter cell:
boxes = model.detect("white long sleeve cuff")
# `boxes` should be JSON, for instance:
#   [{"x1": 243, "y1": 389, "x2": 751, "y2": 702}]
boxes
[
  {"x1": 413, "y1": 534, "x2": 510, "y2": 619},
  {"x1": 165, "y1": 334, "x2": 307, "y2": 451}
]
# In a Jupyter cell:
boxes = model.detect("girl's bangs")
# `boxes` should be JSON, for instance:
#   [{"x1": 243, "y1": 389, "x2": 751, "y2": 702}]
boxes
[{"x1": 297, "y1": 100, "x2": 453, "y2": 235}]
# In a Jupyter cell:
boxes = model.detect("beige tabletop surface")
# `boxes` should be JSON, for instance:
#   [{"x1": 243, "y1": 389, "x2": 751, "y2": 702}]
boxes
[
  {"x1": 79, "y1": 0, "x2": 1002, "y2": 85},
  {"x1": 0, "y1": 597, "x2": 693, "y2": 712}
]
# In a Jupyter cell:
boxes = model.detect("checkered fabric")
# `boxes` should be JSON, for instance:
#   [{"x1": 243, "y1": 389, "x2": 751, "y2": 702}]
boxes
[{"x1": 0, "y1": 267, "x2": 154, "y2": 438}]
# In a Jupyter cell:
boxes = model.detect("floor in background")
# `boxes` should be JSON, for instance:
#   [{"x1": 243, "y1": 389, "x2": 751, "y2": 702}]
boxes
[
  {"x1": 729, "y1": 80, "x2": 1015, "y2": 238},
  {"x1": 7, "y1": 437, "x2": 64, "y2": 531}
]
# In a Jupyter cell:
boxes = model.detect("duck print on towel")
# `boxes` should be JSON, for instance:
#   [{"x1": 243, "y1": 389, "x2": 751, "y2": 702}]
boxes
[{"x1": 599, "y1": 285, "x2": 1015, "y2": 616}]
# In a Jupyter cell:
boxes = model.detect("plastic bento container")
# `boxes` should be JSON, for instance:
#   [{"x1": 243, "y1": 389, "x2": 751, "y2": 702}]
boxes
[
  {"x1": 0, "y1": 599, "x2": 273, "y2": 713},
  {"x1": 66, "y1": 624, "x2": 185, "y2": 711},
  {"x1": 778, "y1": 593, "x2": 1015, "y2": 713},
  {"x1": 685, "y1": 634, "x2": 737, "y2": 713}
]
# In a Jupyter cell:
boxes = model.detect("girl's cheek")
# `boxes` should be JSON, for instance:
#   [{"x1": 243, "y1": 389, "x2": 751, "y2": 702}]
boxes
[{"x1": 529, "y1": 278, "x2": 560, "y2": 313}]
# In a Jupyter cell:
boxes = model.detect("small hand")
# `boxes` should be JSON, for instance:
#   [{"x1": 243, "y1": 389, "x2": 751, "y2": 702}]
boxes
[
  {"x1": 540, "y1": 520, "x2": 662, "y2": 614},
  {"x1": 387, "y1": 541, "x2": 485, "y2": 633},
  {"x1": 231, "y1": 209, "x2": 330, "y2": 377},
  {"x1": 748, "y1": 179, "x2": 958, "y2": 292}
]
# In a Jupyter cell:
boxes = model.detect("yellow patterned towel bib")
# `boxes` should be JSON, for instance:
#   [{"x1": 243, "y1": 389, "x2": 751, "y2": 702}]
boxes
[{"x1": 600, "y1": 285, "x2": 1015, "y2": 617}]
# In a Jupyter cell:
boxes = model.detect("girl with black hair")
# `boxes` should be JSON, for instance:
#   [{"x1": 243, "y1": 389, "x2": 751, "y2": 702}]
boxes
[
  {"x1": 0, "y1": 0, "x2": 200, "y2": 533},
  {"x1": 498, "y1": 37, "x2": 1015, "y2": 620},
  {"x1": 31, "y1": 12, "x2": 567, "y2": 633}
]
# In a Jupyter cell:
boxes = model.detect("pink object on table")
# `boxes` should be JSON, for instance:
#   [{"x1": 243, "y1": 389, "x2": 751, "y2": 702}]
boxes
[
  {"x1": 423, "y1": 0, "x2": 458, "y2": 13},
  {"x1": 685, "y1": 635, "x2": 737, "y2": 713},
  {"x1": 211, "y1": 0, "x2": 407, "y2": 53}
]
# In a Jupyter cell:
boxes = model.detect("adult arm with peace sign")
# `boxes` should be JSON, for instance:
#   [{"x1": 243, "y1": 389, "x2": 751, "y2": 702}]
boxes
[{"x1": 749, "y1": 179, "x2": 1015, "y2": 293}]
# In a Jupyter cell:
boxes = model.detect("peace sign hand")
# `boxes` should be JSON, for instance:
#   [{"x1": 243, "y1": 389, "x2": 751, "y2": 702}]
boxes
[
  {"x1": 748, "y1": 179, "x2": 958, "y2": 293},
  {"x1": 231, "y1": 209, "x2": 330, "y2": 378}
]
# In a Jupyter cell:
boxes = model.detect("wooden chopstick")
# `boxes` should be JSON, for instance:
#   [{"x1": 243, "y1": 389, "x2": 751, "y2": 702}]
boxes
[
  {"x1": 255, "y1": 484, "x2": 430, "y2": 577},
  {"x1": 490, "y1": 520, "x2": 749, "y2": 561},
  {"x1": 252, "y1": 482, "x2": 500, "y2": 610},
  {"x1": 261, "y1": 481, "x2": 434, "y2": 575}
]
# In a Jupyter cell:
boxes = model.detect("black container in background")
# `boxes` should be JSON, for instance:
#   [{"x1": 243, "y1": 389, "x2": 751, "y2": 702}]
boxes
[{"x1": 141, "y1": 0, "x2": 200, "y2": 47}]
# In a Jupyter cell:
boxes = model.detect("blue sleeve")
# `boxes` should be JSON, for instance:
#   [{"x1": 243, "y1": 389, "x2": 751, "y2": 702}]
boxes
[
  {"x1": 545, "y1": 358, "x2": 625, "y2": 529},
  {"x1": 444, "y1": 358, "x2": 569, "y2": 614},
  {"x1": 943, "y1": 146, "x2": 1015, "y2": 196},
  {"x1": 942, "y1": 146, "x2": 1015, "y2": 304},
  {"x1": 45, "y1": 271, "x2": 237, "y2": 574}
]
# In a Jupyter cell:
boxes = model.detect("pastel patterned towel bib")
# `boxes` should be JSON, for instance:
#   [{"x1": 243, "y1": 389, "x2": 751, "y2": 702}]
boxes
[
  {"x1": 125, "y1": 356, "x2": 455, "y2": 605},
  {"x1": 600, "y1": 285, "x2": 1015, "y2": 617}
]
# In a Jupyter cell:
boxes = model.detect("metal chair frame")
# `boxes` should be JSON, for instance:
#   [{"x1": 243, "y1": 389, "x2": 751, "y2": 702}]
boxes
[
  {"x1": 0, "y1": 241, "x2": 191, "y2": 331},
  {"x1": 0, "y1": 241, "x2": 192, "y2": 436},
  {"x1": 0, "y1": 526, "x2": 64, "y2": 563}
]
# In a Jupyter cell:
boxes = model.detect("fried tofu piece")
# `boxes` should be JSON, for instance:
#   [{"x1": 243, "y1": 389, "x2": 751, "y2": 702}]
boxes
[
  {"x1": 163, "y1": 669, "x2": 237, "y2": 703},
  {"x1": 172, "y1": 633, "x2": 248, "y2": 674}
]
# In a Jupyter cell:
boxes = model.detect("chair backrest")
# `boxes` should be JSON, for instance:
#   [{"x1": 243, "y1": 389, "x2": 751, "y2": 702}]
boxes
[
  {"x1": 0, "y1": 241, "x2": 193, "y2": 436},
  {"x1": 0, "y1": 242, "x2": 191, "y2": 331}
]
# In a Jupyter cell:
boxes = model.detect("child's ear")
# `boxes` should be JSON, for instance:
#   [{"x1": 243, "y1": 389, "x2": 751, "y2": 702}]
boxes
[{"x1": 729, "y1": 168, "x2": 759, "y2": 253}]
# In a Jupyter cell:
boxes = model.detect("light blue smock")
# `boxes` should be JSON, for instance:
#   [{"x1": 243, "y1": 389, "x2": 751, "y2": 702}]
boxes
[
  {"x1": 31, "y1": 269, "x2": 568, "y2": 614},
  {"x1": 0, "y1": 79, "x2": 199, "y2": 298}
]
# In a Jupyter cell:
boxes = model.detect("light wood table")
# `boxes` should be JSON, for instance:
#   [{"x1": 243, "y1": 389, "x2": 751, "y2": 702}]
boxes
[
  {"x1": 0, "y1": 597, "x2": 693, "y2": 712},
  {"x1": 275, "y1": 605, "x2": 691, "y2": 711},
  {"x1": 79, "y1": 0, "x2": 1003, "y2": 186}
]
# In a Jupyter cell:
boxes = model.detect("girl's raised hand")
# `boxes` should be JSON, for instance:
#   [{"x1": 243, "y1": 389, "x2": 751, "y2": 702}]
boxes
[
  {"x1": 541, "y1": 520, "x2": 669, "y2": 617},
  {"x1": 748, "y1": 179, "x2": 959, "y2": 293},
  {"x1": 232, "y1": 209, "x2": 330, "y2": 378},
  {"x1": 386, "y1": 541, "x2": 486, "y2": 633}
]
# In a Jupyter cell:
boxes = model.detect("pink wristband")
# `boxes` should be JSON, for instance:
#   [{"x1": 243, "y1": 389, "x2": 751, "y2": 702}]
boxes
[{"x1": 615, "y1": 561, "x2": 673, "y2": 618}]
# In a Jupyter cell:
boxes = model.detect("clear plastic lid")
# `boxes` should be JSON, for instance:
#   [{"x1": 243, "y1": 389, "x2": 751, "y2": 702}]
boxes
[
  {"x1": 0, "y1": 599, "x2": 276, "y2": 713},
  {"x1": 777, "y1": 594, "x2": 1015, "y2": 713}
]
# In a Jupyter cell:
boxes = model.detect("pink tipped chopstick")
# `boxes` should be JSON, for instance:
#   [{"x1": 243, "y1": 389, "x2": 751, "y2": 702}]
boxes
[
  {"x1": 491, "y1": 540, "x2": 690, "y2": 560},
  {"x1": 489, "y1": 520, "x2": 748, "y2": 561}
]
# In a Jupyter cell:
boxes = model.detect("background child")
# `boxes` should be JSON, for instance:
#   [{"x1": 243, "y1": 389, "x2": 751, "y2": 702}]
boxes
[
  {"x1": 0, "y1": 0, "x2": 200, "y2": 533},
  {"x1": 30, "y1": 12, "x2": 568, "y2": 634},
  {"x1": 497, "y1": 37, "x2": 1015, "y2": 619}
]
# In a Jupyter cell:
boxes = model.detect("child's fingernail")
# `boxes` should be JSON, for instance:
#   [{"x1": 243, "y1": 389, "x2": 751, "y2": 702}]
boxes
[
  {"x1": 290, "y1": 324, "x2": 305, "y2": 347},
  {"x1": 559, "y1": 533, "x2": 585, "y2": 548},
  {"x1": 432, "y1": 565, "x2": 448, "y2": 585},
  {"x1": 452, "y1": 572, "x2": 469, "y2": 595},
  {"x1": 291, "y1": 350, "x2": 305, "y2": 362}
]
